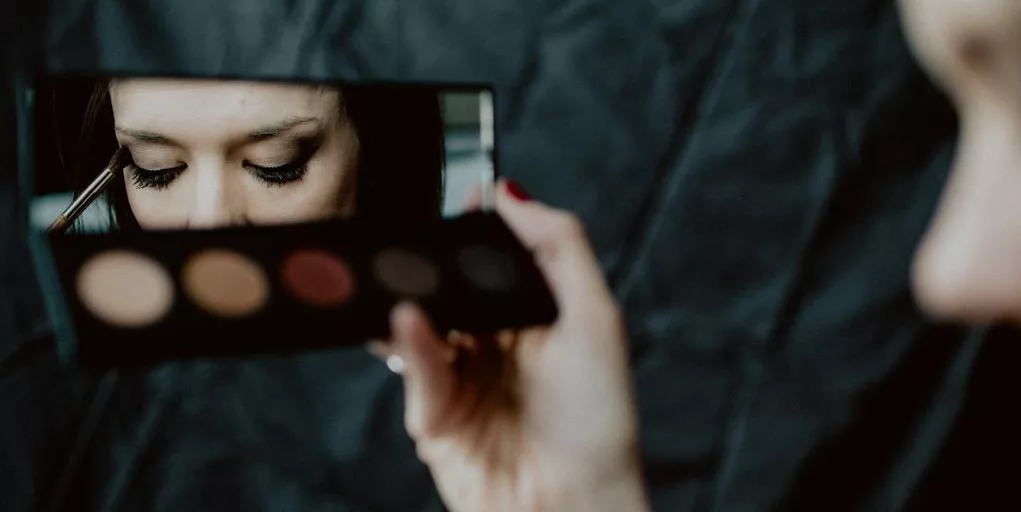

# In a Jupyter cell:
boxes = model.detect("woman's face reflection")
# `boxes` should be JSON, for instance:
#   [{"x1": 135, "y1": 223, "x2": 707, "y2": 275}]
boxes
[{"x1": 110, "y1": 79, "x2": 360, "y2": 230}]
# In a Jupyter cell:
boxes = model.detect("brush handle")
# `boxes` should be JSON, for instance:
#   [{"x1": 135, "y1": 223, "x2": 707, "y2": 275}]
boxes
[
  {"x1": 49, "y1": 168, "x2": 117, "y2": 234},
  {"x1": 48, "y1": 215, "x2": 71, "y2": 234}
]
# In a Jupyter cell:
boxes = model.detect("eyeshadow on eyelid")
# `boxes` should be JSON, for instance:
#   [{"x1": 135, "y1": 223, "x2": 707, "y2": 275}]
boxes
[
  {"x1": 125, "y1": 149, "x2": 178, "y2": 168},
  {"x1": 248, "y1": 137, "x2": 323, "y2": 162},
  {"x1": 249, "y1": 141, "x2": 304, "y2": 154},
  {"x1": 125, "y1": 145, "x2": 176, "y2": 158},
  {"x1": 119, "y1": 127, "x2": 327, "y2": 168}
]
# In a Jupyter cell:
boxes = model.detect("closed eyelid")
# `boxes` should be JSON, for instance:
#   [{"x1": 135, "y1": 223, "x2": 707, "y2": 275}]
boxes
[
  {"x1": 123, "y1": 146, "x2": 181, "y2": 168},
  {"x1": 118, "y1": 125, "x2": 325, "y2": 158},
  {"x1": 245, "y1": 134, "x2": 324, "y2": 163}
]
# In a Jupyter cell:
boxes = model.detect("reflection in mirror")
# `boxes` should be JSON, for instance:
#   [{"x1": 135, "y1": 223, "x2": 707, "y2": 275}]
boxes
[{"x1": 31, "y1": 76, "x2": 496, "y2": 234}]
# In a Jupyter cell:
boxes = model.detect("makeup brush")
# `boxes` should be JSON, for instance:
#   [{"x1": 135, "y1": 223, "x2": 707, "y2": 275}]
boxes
[{"x1": 48, "y1": 148, "x2": 131, "y2": 234}]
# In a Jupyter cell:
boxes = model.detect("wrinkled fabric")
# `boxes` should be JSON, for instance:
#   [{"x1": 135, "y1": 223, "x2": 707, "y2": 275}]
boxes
[{"x1": 0, "y1": 1, "x2": 1009, "y2": 511}]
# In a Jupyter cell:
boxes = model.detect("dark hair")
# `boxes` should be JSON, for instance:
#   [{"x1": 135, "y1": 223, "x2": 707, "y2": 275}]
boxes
[{"x1": 47, "y1": 78, "x2": 445, "y2": 231}]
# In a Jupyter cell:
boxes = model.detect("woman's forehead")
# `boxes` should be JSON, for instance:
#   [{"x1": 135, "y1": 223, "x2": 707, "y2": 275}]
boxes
[
  {"x1": 113, "y1": 78, "x2": 334, "y2": 101},
  {"x1": 110, "y1": 79, "x2": 340, "y2": 141}
]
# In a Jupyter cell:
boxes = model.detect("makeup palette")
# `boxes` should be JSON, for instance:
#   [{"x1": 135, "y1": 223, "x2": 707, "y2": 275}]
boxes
[{"x1": 47, "y1": 211, "x2": 558, "y2": 367}]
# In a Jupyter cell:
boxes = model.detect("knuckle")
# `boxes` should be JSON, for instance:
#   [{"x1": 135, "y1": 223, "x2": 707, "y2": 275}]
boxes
[{"x1": 551, "y1": 211, "x2": 585, "y2": 239}]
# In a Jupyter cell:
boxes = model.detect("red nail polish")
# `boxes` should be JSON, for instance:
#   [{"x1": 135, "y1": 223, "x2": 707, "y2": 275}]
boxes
[{"x1": 505, "y1": 180, "x2": 533, "y2": 201}]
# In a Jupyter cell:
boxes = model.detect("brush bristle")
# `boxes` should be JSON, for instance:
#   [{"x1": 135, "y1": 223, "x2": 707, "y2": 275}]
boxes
[{"x1": 107, "y1": 147, "x2": 131, "y2": 173}]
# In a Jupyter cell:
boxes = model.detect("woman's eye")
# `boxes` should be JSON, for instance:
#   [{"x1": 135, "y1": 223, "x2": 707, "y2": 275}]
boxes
[
  {"x1": 244, "y1": 153, "x2": 313, "y2": 187},
  {"x1": 128, "y1": 164, "x2": 186, "y2": 191}
]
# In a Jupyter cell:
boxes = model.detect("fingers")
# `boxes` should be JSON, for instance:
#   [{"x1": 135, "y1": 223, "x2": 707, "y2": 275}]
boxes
[
  {"x1": 389, "y1": 302, "x2": 457, "y2": 440},
  {"x1": 366, "y1": 340, "x2": 392, "y2": 360},
  {"x1": 367, "y1": 340, "x2": 408, "y2": 374},
  {"x1": 494, "y1": 179, "x2": 619, "y2": 325}
]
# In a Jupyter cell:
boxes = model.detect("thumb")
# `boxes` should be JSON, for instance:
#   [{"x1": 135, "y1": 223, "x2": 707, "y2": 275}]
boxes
[{"x1": 390, "y1": 302, "x2": 457, "y2": 440}]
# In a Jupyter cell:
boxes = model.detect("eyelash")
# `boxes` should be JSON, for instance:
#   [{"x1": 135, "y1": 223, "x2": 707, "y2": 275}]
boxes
[
  {"x1": 127, "y1": 154, "x2": 313, "y2": 191},
  {"x1": 129, "y1": 165, "x2": 182, "y2": 191}
]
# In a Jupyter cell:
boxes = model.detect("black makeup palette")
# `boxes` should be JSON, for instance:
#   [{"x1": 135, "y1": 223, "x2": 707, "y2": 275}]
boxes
[
  {"x1": 47, "y1": 211, "x2": 558, "y2": 368},
  {"x1": 18, "y1": 73, "x2": 544, "y2": 368}
]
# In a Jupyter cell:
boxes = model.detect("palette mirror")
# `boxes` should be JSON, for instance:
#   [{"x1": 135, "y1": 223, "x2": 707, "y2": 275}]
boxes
[
  {"x1": 21, "y1": 74, "x2": 557, "y2": 367},
  {"x1": 30, "y1": 75, "x2": 496, "y2": 233}
]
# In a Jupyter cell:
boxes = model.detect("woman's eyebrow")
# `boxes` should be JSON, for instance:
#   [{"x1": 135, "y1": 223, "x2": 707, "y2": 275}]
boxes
[
  {"x1": 114, "y1": 117, "x2": 322, "y2": 148},
  {"x1": 246, "y1": 117, "x2": 321, "y2": 141},
  {"x1": 115, "y1": 127, "x2": 179, "y2": 146}
]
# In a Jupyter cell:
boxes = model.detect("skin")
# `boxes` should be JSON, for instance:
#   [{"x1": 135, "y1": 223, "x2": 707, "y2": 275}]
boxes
[
  {"x1": 110, "y1": 79, "x2": 360, "y2": 229},
  {"x1": 898, "y1": 0, "x2": 1021, "y2": 324}
]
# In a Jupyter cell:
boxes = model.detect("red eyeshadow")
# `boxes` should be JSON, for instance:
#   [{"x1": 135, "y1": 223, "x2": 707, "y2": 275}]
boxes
[{"x1": 280, "y1": 249, "x2": 355, "y2": 308}]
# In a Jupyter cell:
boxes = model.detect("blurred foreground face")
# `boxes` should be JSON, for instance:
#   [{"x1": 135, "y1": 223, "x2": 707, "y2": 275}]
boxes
[{"x1": 899, "y1": 0, "x2": 1021, "y2": 324}]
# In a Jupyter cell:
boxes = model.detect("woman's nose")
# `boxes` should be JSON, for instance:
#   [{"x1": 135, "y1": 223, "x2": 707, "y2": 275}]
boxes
[
  {"x1": 912, "y1": 115, "x2": 1021, "y2": 325},
  {"x1": 187, "y1": 162, "x2": 245, "y2": 229},
  {"x1": 899, "y1": 0, "x2": 1021, "y2": 324}
]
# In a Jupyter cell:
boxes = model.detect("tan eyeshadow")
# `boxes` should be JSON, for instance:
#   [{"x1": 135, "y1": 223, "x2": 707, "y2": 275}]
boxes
[
  {"x1": 182, "y1": 249, "x2": 269, "y2": 318},
  {"x1": 76, "y1": 250, "x2": 174, "y2": 328}
]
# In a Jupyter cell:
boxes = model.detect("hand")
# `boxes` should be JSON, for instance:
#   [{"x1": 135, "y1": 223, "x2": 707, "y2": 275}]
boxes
[{"x1": 372, "y1": 180, "x2": 648, "y2": 512}]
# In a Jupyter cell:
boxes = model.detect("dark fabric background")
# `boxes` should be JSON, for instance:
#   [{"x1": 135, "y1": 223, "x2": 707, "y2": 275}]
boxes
[{"x1": 0, "y1": 1, "x2": 1015, "y2": 511}]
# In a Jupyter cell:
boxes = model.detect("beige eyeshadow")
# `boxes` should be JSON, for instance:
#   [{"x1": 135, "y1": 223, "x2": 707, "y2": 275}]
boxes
[
  {"x1": 182, "y1": 249, "x2": 269, "y2": 318},
  {"x1": 76, "y1": 250, "x2": 175, "y2": 328}
]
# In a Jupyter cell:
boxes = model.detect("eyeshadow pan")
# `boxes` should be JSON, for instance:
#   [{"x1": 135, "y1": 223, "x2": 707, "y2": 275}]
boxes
[
  {"x1": 182, "y1": 249, "x2": 269, "y2": 318},
  {"x1": 372, "y1": 248, "x2": 440, "y2": 297},
  {"x1": 281, "y1": 249, "x2": 354, "y2": 307},
  {"x1": 76, "y1": 250, "x2": 174, "y2": 328},
  {"x1": 456, "y1": 245, "x2": 518, "y2": 292}
]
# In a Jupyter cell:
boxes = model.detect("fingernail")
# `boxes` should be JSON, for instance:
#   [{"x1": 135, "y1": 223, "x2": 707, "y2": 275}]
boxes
[{"x1": 504, "y1": 179, "x2": 532, "y2": 201}]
